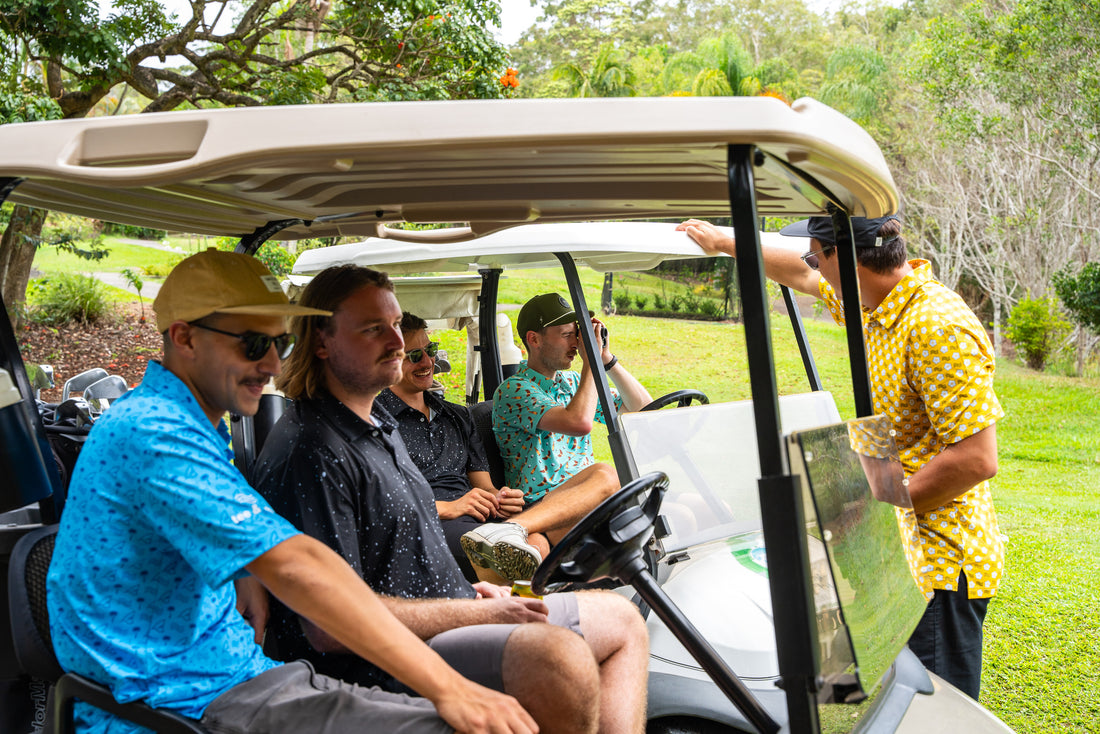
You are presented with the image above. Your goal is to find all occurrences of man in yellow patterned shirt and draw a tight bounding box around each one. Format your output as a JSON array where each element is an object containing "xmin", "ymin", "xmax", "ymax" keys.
[{"xmin": 678, "ymin": 214, "xmax": 1004, "ymax": 701}]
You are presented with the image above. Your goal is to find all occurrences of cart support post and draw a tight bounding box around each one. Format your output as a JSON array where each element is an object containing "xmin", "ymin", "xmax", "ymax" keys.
[{"xmin": 728, "ymin": 145, "xmax": 822, "ymax": 733}]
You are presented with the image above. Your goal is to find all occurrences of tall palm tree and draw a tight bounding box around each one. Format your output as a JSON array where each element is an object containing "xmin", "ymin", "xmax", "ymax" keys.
[
  {"xmin": 818, "ymin": 45, "xmax": 887, "ymax": 125},
  {"xmin": 661, "ymin": 32, "xmax": 761, "ymax": 97},
  {"xmin": 553, "ymin": 43, "xmax": 636, "ymax": 97}
]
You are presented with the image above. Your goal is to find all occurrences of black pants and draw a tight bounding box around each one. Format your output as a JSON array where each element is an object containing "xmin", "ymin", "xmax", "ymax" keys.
[{"xmin": 907, "ymin": 571, "xmax": 990, "ymax": 700}]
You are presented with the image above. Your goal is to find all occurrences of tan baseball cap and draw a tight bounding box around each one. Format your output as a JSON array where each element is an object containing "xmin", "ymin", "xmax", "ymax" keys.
[{"xmin": 153, "ymin": 248, "xmax": 330, "ymax": 332}]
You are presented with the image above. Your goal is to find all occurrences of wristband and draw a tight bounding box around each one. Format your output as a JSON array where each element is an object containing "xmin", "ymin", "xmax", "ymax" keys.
[{"xmin": 603, "ymin": 355, "xmax": 618, "ymax": 371}]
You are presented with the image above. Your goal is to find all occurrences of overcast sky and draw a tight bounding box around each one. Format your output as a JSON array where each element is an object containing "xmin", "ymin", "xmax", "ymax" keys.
[{"xmin": 97, "ymin": 0, "xmax": 541, "ymax": 46}]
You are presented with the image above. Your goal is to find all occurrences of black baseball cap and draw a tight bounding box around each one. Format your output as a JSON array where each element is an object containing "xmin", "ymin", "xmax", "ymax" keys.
[
  {"xmin": 779, "ymin": 214, "xmax": 901, "ymax": 249},
  {"xmin": 517, "ymin": 293, "xmax": 576, "ymax": 341}
]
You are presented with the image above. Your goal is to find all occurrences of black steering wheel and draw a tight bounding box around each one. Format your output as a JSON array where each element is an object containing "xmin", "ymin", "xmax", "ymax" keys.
[
  {"xmin": 640, "ymin": 389, "xmax": 709, "ymax": 411},
  {"xmin": 532, "ymin": 472, "xmax": 668, "ymax": 595}
]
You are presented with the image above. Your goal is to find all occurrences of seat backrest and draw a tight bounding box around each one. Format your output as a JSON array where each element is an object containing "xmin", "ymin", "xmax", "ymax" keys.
[
  {"xmin": 468, "ymin": 401, "xmax": 507, "ymax": 490},
  {"xmin": 230, "ymin": 394, "xmax": 289, "ymax": 482},
  {"xmin": 7, "ymin": 525, "xmax": 63, "ymax": 683}
]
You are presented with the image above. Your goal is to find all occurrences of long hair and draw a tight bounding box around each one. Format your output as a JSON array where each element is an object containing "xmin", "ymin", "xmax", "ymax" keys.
[{"xmin": 277, "ymin": 265, "xmax": 393, "ymax": 400}]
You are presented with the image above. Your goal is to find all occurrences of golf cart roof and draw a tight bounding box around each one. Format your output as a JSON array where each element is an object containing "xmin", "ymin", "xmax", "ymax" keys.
[
  {"xmin": 0, "ymin": 97, "xmax": 897, "ymax": 239},
  {"xmin": 289, "ymin": 222, "xmax": 791, "ymax": 278}
]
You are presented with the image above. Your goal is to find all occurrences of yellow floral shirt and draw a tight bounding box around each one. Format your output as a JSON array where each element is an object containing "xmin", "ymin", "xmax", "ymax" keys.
[{"xmin": 821, "ymin": 260, "xmax": 1005, "ymax": 600}]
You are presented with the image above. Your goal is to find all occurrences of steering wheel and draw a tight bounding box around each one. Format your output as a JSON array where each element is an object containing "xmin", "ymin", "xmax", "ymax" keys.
[
  {"xmin": 532, "ymin": 472, "xmax": 668, "ymax": 595},
  {"xmin": 640, "ymin": 389, "xmax": 710, "ymax": 411}
]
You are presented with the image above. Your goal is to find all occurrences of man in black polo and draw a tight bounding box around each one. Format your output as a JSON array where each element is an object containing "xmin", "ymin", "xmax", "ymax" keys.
[{"xmin": 253, "ymin": 265, "xmax": 649, "ymax": 734}]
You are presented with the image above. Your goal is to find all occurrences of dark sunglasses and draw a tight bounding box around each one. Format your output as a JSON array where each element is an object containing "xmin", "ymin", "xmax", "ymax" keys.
[
  {"xmin": 405, "ymin": 341, "xmax": 440, "ymax": 364},
  {"xmin": 191, "ymin": 322, "xmax": 296, "ymax": 361},
  {"xmin": 800, "ymin": 244, "xmax": 835, "ymax": 271}
]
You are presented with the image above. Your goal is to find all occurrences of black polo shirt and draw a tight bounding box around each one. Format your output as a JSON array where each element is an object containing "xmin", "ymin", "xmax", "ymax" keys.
[
  {"xmin": 252, "ymin": 390, "xmax": 476, "ymax": 687},
  {"xmin": 376, "ymin": 388, "xmax": 491, "ymax": 502}
]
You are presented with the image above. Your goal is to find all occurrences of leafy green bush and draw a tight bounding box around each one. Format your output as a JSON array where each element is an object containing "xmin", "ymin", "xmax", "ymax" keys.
[
  {"xmin": 668, "ymin": 295, "xmax": 685, "ymax": 312},
  {"xmin": 682, "ymin": 294, "xmax": 701, "ymax": 313},
  {"xmin": 633, "ymin": 294, "xmax": 649, "ymax": 310},
  {"xmin": 142, "ymin": 259, "xmax": 183, "ymax": 278},
  {"xmin": 31, "ymin": 274, "xmax": 112, "ymax": 325},
  {"xmin": 104, "ymin": 223, "xmax": 167, "ymax": 240},
  {"xmin": 1053, "ymin": 262, "xmax": 1100, "ymax": 336},
  {"xmin": 613, "ymin": 291, "xmax": 632, "ymax": 312},
  {"xmin": 1006, "ymin": 294, "xmax": 1071, "ymax": 370},
  {"xmin": 653, "ymin": 294, "xmax": 666, "ymax": 310},
  {"xmin": 699, "ymin": 299, "xmax": 721, "ymax": 317},
  {"xmin": 215, "ymin": 238, "xmax": 296, "ymax": 276}
]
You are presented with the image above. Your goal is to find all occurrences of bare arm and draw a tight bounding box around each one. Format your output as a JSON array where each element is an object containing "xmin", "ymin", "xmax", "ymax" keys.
[
  {"xmin": 247, "ymin": 535, "xmax": 537, "ymax": 734},
  {"xmin": 677, "ymin": 219, "xmax": 823, "ymax": 297},
  {"xmin": 904, "ymin": 426, "xmax": 998, "ymax": 513},
  {"xmin": 537, "ymin": 360, "xmax": 598, "ymax": 436}
]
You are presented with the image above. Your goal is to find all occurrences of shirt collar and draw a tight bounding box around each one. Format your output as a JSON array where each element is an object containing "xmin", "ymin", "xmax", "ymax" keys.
[
  {"xmin": 309, "ymin": 389, "xmax": 397, "ymax": 442},
  {"xmin": 140, "ymin": 360, "xmax": 232, "ymax": 443},
  {"xmin": 866, "ymin": 259, "xmax": 934, "ymax": 330},
  {"xmin": 377, "ymin": 387, "xmax": 444, "ymax": 418},
  {"xmin": 515, "ymin": 360, "xmax": 563, "ymax": 393}
]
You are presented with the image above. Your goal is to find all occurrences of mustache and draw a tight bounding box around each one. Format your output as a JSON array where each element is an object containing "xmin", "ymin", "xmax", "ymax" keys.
[{"xmin": 382, "ymin": 350, "xmax": 404, "ymax": 362}]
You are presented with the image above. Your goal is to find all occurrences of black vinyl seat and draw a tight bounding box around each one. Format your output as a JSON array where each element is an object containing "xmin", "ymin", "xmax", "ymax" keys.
[
  {"xmin": 468, "ymin": 400, "xmax": 507, "ymax": 490},
  {"xmin": 7, "ymin": 525, "xmax": 207, "ymax": 734},
  {"xmin": 230, "ymin": 393, "xmax": 290, "ymax": 482}
]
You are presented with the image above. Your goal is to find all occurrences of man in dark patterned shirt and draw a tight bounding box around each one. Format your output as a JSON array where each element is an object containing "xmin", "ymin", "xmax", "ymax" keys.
[
  {"xmin": 253, "ymin": 265, "xmax": 650, "ymax": 734},
  {"xmin": 376, "ymin": 312, "xmax": 533, "ymax": 583}
]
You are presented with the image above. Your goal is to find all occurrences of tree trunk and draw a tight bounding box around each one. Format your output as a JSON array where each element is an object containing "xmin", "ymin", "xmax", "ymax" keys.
[{"xmin": 0, "ymin": 206, "xmax": 48, "ymax": 323}]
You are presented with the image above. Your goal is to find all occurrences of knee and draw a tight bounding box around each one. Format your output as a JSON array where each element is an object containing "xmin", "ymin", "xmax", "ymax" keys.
[
  {"xmin": 579, "ymin": 591, "xmax": 649, "ymax": 657},
  {"xmin": 503, "ymin": 626, "xmax": 600, "ymax": 728},
  {"xmin": 590, "ymin": 463, "xmax": 619, "ymax": 498}
]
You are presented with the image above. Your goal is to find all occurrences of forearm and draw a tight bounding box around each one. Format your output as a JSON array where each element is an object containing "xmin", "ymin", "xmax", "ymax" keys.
[
  {"xmin": 905, "ymin": 427, "xmax": 998, "ymax": 513},
  {"xmin": 381, "ymin": 595, "xmax": 501, "ymax": 639},
  {"xmin": 608, "ymin": 363, "xmax": 652, "ymax": 412},
  {"xmin": 678, "ymin": 220, "xmax": 821, "ymax": 296},
  {"xmin": 541, "ymin": 366, "xmax": 598, "ymax": 435},
  {"xmin": 247, "ymin": 536, "xmax": 475, "ymax": 703}
]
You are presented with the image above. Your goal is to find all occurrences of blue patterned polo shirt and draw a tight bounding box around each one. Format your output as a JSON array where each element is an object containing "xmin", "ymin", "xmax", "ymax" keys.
[{"xmin": 47, "ymin": 361, "xmax": 299, "ymax": 733}]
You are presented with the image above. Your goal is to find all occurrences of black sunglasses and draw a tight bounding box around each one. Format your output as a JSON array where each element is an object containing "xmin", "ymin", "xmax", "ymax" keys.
[
  {"xmin": 405, "ymin": 342, "xmax": 440, "ymax": 364},
  {"xmin": 800, "ymin": 244, "xmax": 835, "ymax": 271},
  {"xmin": 191, "ymin": 322, "xmax": 296, "ymax": 361}
]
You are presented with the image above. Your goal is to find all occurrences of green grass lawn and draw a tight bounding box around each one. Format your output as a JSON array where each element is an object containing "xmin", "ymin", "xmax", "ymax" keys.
[
  {"xmin": 436, "ymin": 267, "xmax": 1099, "ymax": 733},
  {"xmin": 30, "ymin": 235, "xmax": 210, "ymax": 278}
]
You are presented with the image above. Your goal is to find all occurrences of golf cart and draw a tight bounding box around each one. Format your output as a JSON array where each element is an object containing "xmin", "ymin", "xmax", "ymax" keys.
[{"xmin": 0, "ymin": 97, "xmax": 1012, "ymax": 733}]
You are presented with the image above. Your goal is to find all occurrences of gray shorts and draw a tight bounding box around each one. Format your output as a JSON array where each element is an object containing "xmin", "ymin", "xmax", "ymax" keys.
[
  {"xmin": 425, "ymin": 591, "xmax": 581, "ymax": 692},
  {"xmin": 200, "ymin": 660, "xmax": 449, "ymax": 734}
]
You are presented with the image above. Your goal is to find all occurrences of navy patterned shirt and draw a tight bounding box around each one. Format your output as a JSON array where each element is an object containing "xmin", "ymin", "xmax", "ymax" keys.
[
  {"xmin": 375, "ymin": 388, "xmax": 490, "ymax": 502},
  {"xmin": 252, "ymin": 390, "xmax": 475, "ymax": 688}
]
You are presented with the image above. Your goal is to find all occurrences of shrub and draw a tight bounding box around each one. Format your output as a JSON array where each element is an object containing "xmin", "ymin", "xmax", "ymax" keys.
[
  {"xmin": 1006, "ymin": 294, "xmax": 1071, "ymax": 370},
  {"xmin": 215, "ymin": 237, "xmax": 296, "ymax": 277},
  {"xmin": 142, "ymin": 258, "xmax": 183, "ymax": 278},
  {"xmin": 31, "ymin": 273, "xmax": 111, "ymax": 325},
  {"xmin": 1053, "ymin": 262, "xmax": 1100, "ymax": 336},
  {"xmin": 103, "ymin": 223, "xmax": 167, "ymax": 240},
  {"xmin": 633, "ymin": 294, "xmax": 649, "ymax": 310},
  {"xmin": 668, "ymin": 295, "xmax": 685, "ymax": 312},
  {"xmin": 653, "ymin": 294, "xmax": 666, "ymax": 310},
  {"xmin": 699, "ymin": 299, "xmax": 721, "ymax": 317},
  {"xmin": 682, "ymin": 294, "xmax": 702, "ymax": 313},
  {"xmin": 613, "ymin": 291, "xmax": 632, "ymax": 312}
]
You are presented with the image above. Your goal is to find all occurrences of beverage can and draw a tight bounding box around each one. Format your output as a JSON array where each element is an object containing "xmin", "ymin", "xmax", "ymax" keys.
[{"xmin": 510, "ymin": 580, "xmax": 542, "ymax": 599}]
